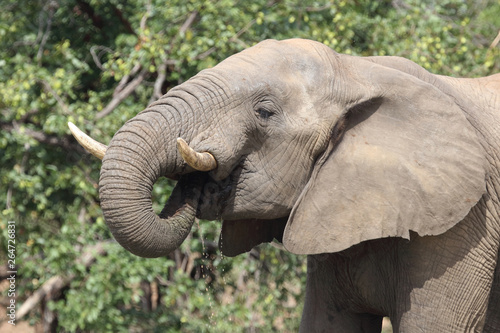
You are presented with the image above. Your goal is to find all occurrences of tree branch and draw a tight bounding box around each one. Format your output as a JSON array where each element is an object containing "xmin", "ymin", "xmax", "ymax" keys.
[
  {"xmin": 95, "ymin": 68, "xmax": 149, "ymax": 119},
  {"xmin": 95, "ymin": 10, "xmax": 198, "ymax": 114},
  {"xmin": 17, "ymin": 275, "xmax": 67, "ymax": 320},
  {"xmin": 90, "ymin": 45, "xmax": 114, "ymax": 70},
  {"xmin": 114, "ymin": 63, "xmax": 142, "ymax": 97},
  {"xmin": 0, "ymin": 122, "xmax": 84, "ymax": 153},
  {"xmin": 167, "ymin": 10, "xmax": 199, "ymax": 51},
  {"xmin": 150, "ymin": 61, "xmax": 168, "ymax": 103},
  {"xmin": 17, "ymin": 242, "xmax": 109, "ymax": 320},
  {"xmin": 37, "ymin": 1, "xmax": 56, "ymax": 66},
  {"xmin": 140, "ymin": 0, "xmax": 153, "ymax": 31},
  {"xmin": 178, "ymin": 11, "xmax": 198, "ymax": 36},
  {"xmin": 147, "ymin": 10, "xmax": 198, "ymax": 103},
  {"xmin": 489, "ymin": 30, "xmax": 500, "ymax": 49}
]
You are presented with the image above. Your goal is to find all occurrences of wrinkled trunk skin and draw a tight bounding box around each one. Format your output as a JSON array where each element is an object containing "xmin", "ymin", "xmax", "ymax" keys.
[{"xmin": 99, "ymin": 107, "xmax": 201, "ymax": 258}]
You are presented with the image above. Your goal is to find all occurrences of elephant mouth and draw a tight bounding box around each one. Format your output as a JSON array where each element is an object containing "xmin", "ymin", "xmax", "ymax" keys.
[
  {"xmin": 177, "ymin": 163, "xmax": 288, "ymax": 257},
  {"xmin": 194, "ymin": 164, "xmax": 244, "ymax": 221}
]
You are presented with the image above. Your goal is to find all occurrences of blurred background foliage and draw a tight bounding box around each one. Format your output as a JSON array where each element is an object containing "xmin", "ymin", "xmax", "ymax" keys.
[{"xmin": 0, "ymin": 0, "xmax": 499, "ymax": 332}]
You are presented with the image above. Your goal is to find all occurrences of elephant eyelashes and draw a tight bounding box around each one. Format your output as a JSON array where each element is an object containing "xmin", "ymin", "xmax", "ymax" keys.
[{"xmin": 255, "ymin": 108, "xmax": 273, "ymax": 120}]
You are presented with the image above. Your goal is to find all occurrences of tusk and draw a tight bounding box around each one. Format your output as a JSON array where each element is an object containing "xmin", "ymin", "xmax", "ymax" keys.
[
  {"xmin": 68, "ymin": 122, "xmax": 107, "ymax": 160},
  {"xmin": 176, "ymin": 137, "xmax": 217, "ymax": 172}
]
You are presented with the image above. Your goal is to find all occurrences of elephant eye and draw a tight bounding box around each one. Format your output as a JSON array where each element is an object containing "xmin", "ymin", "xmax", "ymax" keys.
[{"xmin": 255, "ymin": 108, "xmax": 273, "ymax": 120}]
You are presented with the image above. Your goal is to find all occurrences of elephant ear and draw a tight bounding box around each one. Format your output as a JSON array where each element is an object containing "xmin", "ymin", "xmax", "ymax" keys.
[{"xmin": 283, "ymin": 58, "xmax": 488, "ymax": 255}]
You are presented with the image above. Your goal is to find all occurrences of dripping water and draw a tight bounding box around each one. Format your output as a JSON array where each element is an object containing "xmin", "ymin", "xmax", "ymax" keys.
[{"xmin": 197, "ymin": 218, "xmax": 219, "ymax": 329}]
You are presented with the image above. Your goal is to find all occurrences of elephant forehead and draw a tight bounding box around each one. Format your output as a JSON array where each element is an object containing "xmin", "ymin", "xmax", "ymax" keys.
[{"xmin": 215, "ymin": 39, "xmax": 326, "ymax": 79}]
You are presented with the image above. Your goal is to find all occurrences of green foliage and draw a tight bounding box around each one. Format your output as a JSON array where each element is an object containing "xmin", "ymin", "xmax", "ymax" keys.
[{"xmin": 1, "ymin": 0, "xmax": 499, "ymax": 331}]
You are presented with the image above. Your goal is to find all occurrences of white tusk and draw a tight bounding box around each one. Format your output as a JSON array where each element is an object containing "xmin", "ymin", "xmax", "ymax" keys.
[
  {"xmin": 68, "ymin": 122, "xmax": 107, "ymax": 160},
  {"xmin": 176, "ymin": 137, "xmax": 217, "ymax": 172}
]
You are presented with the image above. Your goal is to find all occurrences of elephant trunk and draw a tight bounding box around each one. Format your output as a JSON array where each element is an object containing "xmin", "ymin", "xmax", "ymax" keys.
[{"xmin": 99, "ymin": 109, "xmax": 204, "ymax": 258}]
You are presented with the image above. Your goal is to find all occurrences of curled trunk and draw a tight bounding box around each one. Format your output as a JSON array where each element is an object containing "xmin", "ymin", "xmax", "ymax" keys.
[{"xmin": 99, "ymin": 110, "xmax": 202, "ymax": 258}]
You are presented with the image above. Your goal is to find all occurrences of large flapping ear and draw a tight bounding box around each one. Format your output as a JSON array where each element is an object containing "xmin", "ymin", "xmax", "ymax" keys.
[{"xmin": 283, "ymin": 56, "xmax": 488, "ymax": 255}]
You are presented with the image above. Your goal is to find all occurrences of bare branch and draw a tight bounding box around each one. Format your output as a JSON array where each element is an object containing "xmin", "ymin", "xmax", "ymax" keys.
[
  {"xmin": 150, "ymin": 61, "xmax": 168, "ymax": 103},
  {"xmin": 166, "ymin": 10, "xmax": 199, "ymax": 56},
  {"xmin": 161, "ymin": 10, "xmax": 199, "ymax": 61},
  {"xmin": 114, "ymin": 63, "xmax": 142, "ymax": 97},
  {"xmin": 37, "ymin": 1, "xmax": 57, "ymax": 66},
  {"xmin": 95, "ymin": 68, "xmax": 149, "ymax": 119},
  {"xmin": 17, "ymin": 276, "xmax": 67, "ymax": 320},
  {"xmin": 140, "ymin": 0, "xmax": 153, "ymax": 31},
  {"xmin": 0, "ymin": 122, "xmax": 83, "ymax": 152},
  {"xmin": 90, "ymin": 45, "xmax": 114, "ymax": 70},
  {"xmin": 6, "ymin": 184, "xmax": 12, "ymax": 210},
  {"xmin": 35, "ymin": 7, "xmax": 47, "ymax": 45},
  {"xmin": 96, "ymin": 10, "xmax": 198, "ymax": 115},
  {"xmin": 179, "ymin": 11, "xmax": 198, "ymax": 36},
  {"xmin": 489, "ymin": 30, "xmax": 500, "ymax": 49},
  {"xmin": 195, "ymin": 47, "xmax": 217, "ymax": 62},
  {"xmin": 17, "ymin": 242, "xmax": 108, "ymax": 320},
  {"xmin": 137, "ymin": 10, "xmax": 198, "ymax": 106}
]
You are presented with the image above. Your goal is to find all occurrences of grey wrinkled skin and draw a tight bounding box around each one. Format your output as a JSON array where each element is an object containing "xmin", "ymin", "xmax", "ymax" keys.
[{"xmin": 97, "ymin": 39, "xmax": 500, "ymax": 332}]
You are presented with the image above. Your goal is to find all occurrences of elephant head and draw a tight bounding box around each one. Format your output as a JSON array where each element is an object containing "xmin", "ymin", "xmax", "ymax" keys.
[{"xmin": 70, "ymin": 39, "xmax": 488, "ymax": 258}]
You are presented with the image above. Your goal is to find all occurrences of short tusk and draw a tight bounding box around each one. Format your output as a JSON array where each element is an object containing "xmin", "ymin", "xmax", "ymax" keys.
[
  {"xmin": 68, "ymin": 122, "xmax": 108, "ymax": 160},
  {"xmin": 176, "ymin": 137, "xmax": 217, "ymax": 172}
]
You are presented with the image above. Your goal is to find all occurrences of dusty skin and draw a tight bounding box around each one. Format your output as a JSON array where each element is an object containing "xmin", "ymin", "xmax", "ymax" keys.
[{"xmin": 71, "ymin": 39, "xmax": 500, "ymax": 332}]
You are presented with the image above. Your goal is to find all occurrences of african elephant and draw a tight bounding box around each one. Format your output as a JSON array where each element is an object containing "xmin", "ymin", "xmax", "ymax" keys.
[{"xmin": 69, "ymin": 39, "xmax": 500, "ymax": 332}]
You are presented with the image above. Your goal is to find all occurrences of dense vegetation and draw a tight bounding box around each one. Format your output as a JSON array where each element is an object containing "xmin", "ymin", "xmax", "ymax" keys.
[{"xmin": 1, "ymin": 0, "xmax": 499, "ymax": 331}]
